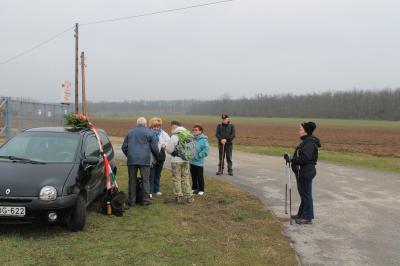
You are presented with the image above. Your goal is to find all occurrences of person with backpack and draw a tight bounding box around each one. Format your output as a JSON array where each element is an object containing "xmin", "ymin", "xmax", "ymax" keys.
[
  {"xmin": 122, "ymin": 117, "xmax": 160, "ymax": 207},
  {"xmin": 289, "ymin": 121, "xmax": 321, "ymax": 225},
  {"xmin": 190, "ymin": 125, "xmax": 210, "ymax": 196},
  {"xmin": 165, "ymin": 120, "xmax": 194, "ymax": 204},
  {"xmin": 216, "ymin": 114, "xmax": 236, "ymax": 176},
  {"xmin": 149, "ymin": 117, "xmax": 170, "ymax": 198}
]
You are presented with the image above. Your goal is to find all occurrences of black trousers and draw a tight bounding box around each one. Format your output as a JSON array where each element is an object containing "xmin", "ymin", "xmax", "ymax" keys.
[
  {"xmin": 190, "ymin": 164, "xmax": 205, "ymax": 192},
  {"xmin": 218, "ymin": 143, "xmax": 233, "ymax": 172},
  {"xmin": 295, "ymin": 169, "xmax": 316, "ymax": 220}
]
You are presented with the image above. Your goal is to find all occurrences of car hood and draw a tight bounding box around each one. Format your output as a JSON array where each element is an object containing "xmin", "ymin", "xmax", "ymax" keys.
[{"xmin": 0, "ymin": 161, "xmax": 75, "ymax": 197}]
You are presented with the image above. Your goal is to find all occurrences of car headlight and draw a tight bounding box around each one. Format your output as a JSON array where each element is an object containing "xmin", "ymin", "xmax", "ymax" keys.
[{"xmin": 39, "ymin": 186, "xmax": 57, "ymax": 201}]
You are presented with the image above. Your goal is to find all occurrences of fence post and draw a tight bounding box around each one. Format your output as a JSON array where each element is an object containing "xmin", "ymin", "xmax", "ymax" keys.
[
  {"xmin": 19, "ymin": 100, "xmax": 24, "ymax": 131},
  {"xmin": 43, "ymin": 104, "xmax": 47, "ymax": 127},
  {"xmin": 52, "ymin": 105, "xmax": 56, "ymax": 127},
  {"xmin": 31, "ymin": 103, "xmax": 35, "ymax": 128},
  {"xmin": 5, "ymin": 97, "xmax": 12, "ymax": 139},
  {"xmin": 61, "ymin": 104, "xmax": 66, "ymax": 127}
]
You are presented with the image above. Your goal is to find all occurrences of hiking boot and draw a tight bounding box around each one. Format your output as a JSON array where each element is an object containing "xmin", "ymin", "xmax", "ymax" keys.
[
  {"xmin": 228, "ymin": 171, "xmax": 233, "ymax": 176},
  {"xmin": 216, "ymin": 171, "xmax": 222, "ymax": 175},
  {"xmin": 175, "ymin": 196, "xmax": 183, "ymax": 204},
  {"xmin": 291, "ymin": 214, "xmax": 301, "ymax": 219},
  {"xmin": 186, "ymin": 197, "xmax": 194, "ymax": 204},
  {"xmin": 295, "ymin": 218, "xmax": 313, "ymax": 225},
  {"xmin": 141, "ymin": 201, "xmax": 152, "ymax": 207},
  {"xmin": 126, "ymin": 200, "xmax": 135, "ymax": 207}
]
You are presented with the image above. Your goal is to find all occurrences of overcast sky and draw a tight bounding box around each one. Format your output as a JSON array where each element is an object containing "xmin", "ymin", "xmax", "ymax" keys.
[{"xmin": 1, "ymin": 0, "xmax": 400, "ymax": 102}]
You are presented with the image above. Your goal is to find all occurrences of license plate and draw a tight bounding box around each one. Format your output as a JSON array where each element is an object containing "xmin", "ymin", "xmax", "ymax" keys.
[{"xmin": 0, "ymin": 206, "xmax": 26, "ymax": 217}]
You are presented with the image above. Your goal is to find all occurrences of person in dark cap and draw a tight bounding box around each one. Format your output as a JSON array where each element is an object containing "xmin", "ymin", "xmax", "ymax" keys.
[
  {"xmin": 290, "ymin": 121, "xmax": 321, "ymax": 224},
  {"xmin": 165, "ymin": 120, "xmax": 194, "ymax": 203},
  {"xmin": 215, "ymin": 114, "xmax": 236, "ymax": 175}
]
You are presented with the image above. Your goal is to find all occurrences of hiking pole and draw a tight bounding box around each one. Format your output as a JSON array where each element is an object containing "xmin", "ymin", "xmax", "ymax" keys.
[
  {"xmin": 285, "ymin": 168, "xmax": 288, "ymax": 215},
  {"xmin": 284, "ymin": 153, "xmax": 292, "ymax": 225},
  {"xmin": 221, "ymin": 143, "xmax": 226, "ymax": 174},
  {"xmin": 289, "ymin": 163, "xmax": 292, "ymax": 225}
]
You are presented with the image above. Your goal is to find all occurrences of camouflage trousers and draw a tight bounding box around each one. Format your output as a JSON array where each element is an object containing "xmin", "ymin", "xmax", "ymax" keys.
[{"xmin": 171, "ymin": 162, "xmax": 192, "ymax": 199}]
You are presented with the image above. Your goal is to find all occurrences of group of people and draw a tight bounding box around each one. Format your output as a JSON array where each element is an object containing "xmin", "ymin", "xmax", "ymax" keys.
[
  {"xmin": 121, "ymin": 114, "xmax": 320, "ymax": 226},
  {"xmin": 122, "ymin": 116, "xmax": 232, "ymax": 206}
]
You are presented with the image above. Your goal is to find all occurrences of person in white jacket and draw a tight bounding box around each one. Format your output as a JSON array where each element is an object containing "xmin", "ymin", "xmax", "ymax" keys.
[
  {"xmin": 165, "ymin": 120, "xmax": 193, "ymax": 204},
  {"xmin": 149, "ymin": 117, "xmax": 170, "ymax": 197}
]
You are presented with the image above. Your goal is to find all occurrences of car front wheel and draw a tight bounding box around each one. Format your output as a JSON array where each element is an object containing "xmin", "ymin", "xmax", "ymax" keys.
[{"xmin": 66, "ymin": 195, "xmax": 86, "ymax": 231}]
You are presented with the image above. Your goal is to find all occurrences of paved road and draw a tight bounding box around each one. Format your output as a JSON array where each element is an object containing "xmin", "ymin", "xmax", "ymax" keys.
[{"xmin": 114, "ymin": 143, "xmax": 400, "ymax": 266}]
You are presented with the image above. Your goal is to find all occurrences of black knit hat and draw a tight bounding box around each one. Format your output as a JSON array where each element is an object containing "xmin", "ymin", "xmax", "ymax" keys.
[
  {"xmin": 301, "ymin": 121, "xmax": 317, "ymax": 135},
  {"xmin": 221, "ymin": 114, "xmax": 229, "ymax": 119},
  {"xmin": 170, "ymin": 120, "xmax": 182, "ymax": 126}
]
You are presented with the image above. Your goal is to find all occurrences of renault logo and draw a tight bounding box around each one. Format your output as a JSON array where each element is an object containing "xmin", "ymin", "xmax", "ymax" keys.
[{"xmin": 5, "ymin": 188, "xmax": 10, "ymax": 195}]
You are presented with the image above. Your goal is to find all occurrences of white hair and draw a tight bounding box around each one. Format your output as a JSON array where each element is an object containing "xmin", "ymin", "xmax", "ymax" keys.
[{"xmin": 136, "ymin": 117, "xmax": 147, "ymax": 126}]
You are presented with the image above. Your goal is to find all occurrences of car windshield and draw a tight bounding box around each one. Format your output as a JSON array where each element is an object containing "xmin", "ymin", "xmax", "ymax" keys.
[{"xmin": 0, "ymin": 132, "xmax": 80, "ymax": 163}]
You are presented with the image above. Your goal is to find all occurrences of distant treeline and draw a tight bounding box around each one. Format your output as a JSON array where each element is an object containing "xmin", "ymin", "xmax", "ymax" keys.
[
  {"xmin": 187, "ymin": 89, "xmax": 400, "ymax": 120},
  {"xmin": 89, "ymin": 89, "xmax": 400, "ymax": 121},
  {"xmin": 88, "ymin": 100, "xmax": 196, "ymax": 116}
]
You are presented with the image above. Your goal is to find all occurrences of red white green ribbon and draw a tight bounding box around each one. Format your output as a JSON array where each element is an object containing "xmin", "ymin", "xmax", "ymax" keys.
[{"xmin": 76, "ymin": 114, "xmax": 116, "ymax": 191}]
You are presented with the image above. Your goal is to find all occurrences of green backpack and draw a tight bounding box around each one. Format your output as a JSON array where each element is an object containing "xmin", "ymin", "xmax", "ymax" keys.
[{"xmin": 175, "ymin": 130, "xmax": 196, "ymax": 161}]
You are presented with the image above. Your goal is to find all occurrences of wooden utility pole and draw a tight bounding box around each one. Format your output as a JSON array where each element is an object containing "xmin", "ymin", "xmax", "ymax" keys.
[
  {"xmin": 81, "ymin": 51, "xmax": 87, "ymax": 115},
  {"xmin": 74, "ymin": 23, "xmax": 79, "ymax": 114}
]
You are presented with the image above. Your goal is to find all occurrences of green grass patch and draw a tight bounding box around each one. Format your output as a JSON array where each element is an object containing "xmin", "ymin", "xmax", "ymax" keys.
[
  {"xmin": 0, "ymin": 161, "xmax": 297, "ymax": 266},
  {"xmin": 235, "ymin": 145, "xmax": 400, "ymax": 174}
]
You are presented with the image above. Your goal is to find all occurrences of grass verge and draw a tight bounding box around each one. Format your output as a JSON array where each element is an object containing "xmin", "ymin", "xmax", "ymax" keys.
[
  {"xmin": 0, "ymin": 161, "xmax": 297, "ymax": 266},
  {"xmin": 235, "ymin": 145, "xmax": 400, "ymax": 174}
]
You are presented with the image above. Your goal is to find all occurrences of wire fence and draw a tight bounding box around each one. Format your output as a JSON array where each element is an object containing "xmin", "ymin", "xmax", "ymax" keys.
[{"xmin": 0, "ymin": 97, "xmax": 72, "ymax": 139}]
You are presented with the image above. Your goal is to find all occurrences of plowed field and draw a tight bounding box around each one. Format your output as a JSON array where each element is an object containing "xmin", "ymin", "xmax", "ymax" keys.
[{"xmin": 92, "ymin": 116, "xmax": 400, "ymax": 157}]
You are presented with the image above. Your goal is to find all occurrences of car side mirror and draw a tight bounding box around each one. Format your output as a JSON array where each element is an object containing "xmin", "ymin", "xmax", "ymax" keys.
[{"xmin": 83, "ymin": 156, "xmax": 99, "ymax": 166}]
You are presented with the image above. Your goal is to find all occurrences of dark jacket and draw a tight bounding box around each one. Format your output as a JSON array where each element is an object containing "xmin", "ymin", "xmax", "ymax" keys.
[
  {"xmin": 122, "ymin": 125, "xmax": 159, "ymax": 166},
  {"xmin": 291, "ymin": 135, "xmax": 321, "ymax": 175},
  {"xmin": 216, "ymin": 123, "xmax": 236, "ymax": 144}
]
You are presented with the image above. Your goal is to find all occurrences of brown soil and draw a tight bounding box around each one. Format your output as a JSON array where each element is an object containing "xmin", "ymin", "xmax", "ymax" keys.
[{"xmin": 92, "ymin": 118, "xmax": 400, "ymax": 157}]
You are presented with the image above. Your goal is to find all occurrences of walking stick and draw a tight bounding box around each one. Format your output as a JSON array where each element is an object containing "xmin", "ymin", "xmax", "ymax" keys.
[
  {"xmin": 284, "ymin": 153, "xmax": 292, "ymax": 225},
  {"xmin": 288, "ymin": 161, "xmax": 293, "ymax": 225},
  {"xmin": 220, "ymin": 143, "xmax": 226, "ymax": 174}
]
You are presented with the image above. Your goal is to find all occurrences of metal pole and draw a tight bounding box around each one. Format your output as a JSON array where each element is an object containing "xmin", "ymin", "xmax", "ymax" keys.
[
  {"xmin": 61, "ymin": 104, "xmax": 65, "ymax": 127},
  {"xmin": 74, "ymin": 23, "xmax": 79, "ymax": 114},
  {"xmin": 52, "ymin": 105, "xmax": 56, "ymax": 126},
  {"xmin": 289, "ymin": 162, "xmax": 293, "ymax": 225},
  {"xmin": 5, "ymin": 97, "xmax": 12, "ymax": 139},
  {"xmin": 18, "ymin": 100, "xmax": 23, "ymax": 131},
  {"xmin": 31, "ymin": 103, "xmax": 35, "ymax": 128}
]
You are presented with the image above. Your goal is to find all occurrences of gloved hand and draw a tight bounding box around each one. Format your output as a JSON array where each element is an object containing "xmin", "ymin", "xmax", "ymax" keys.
[{"xmin": 283, "ymin": 153, "xmax": 291, "ymax": 164}]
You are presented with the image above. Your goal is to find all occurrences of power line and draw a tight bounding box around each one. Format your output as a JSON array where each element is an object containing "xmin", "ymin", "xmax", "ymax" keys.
[
  {"xmin": 0, "ymin": 0, "xmax": 234, "ymax": 67},
  {"xmin": 0, "ymin": 26, "xmax": 74, "ymax": 68},
  {"xmin": 81, "ymin": 0, "xmax": 234, "ymax": 26}
]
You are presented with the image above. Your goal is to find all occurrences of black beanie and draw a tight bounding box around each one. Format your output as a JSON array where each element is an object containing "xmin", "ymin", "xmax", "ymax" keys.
[
  {"xmin": 301, "ymin": 121, "xmax": 317, "ymax": 135},
  {"xmin": 170, "ymin": 120, "xmax": 182, "ymax": 126}
]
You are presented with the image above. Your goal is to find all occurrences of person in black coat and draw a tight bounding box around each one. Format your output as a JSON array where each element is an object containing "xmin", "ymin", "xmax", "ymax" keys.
[
  {"xmin": 215, "ymin": 114, "xmax": 236, "ymax": 176},
  {"xmin": 290, "ymin": 121, "xmax": 321, "ymax": 224}
]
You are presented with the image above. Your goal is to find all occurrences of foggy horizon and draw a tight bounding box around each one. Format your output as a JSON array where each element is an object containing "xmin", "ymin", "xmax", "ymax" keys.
[{"xmin": 1, "ymin": 0, "xmax": 400, "ymax": 103}]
